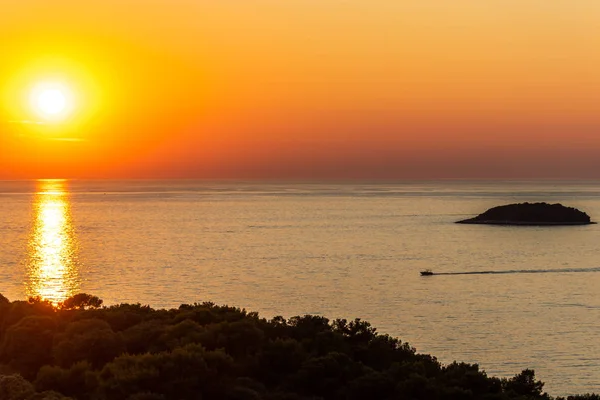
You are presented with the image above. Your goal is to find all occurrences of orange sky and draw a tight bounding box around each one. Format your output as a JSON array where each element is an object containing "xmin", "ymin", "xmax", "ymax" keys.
[{"xmin": 1, "ymin": 1, "xmax": 600, "ymax": 179}]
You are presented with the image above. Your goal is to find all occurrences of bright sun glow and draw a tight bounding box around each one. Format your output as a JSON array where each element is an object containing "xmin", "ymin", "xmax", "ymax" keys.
[
  {"xmin": 38, "ymin": 89, "xmax": 66, "ymax": 115},
  {"xmin": 30, "ymin": 83, "xmax": 74, "ymax": 120}
]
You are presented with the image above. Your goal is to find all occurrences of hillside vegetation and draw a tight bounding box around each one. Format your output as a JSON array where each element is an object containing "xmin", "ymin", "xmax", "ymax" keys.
[{"xmin": 0, "ymin": 293, "xmax": 596, "ymax": 400}]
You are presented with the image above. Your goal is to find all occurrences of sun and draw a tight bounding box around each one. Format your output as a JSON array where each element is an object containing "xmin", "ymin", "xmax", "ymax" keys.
[
  {"xmin": 38, "ymin": 89, "xmax": 67, "ymax": 115},
  {"xmin": 30, "ymin": 83, "xmax": 74, "ymax": 121}
]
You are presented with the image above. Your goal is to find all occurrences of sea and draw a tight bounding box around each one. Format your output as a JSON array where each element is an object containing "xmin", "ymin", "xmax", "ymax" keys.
[{"xmin": 1, "ymin": 179, "xmax": 599, "ymax": 396}]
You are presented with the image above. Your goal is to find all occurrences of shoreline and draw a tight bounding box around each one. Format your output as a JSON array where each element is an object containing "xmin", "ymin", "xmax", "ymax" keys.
[{"xmin": 456, "ymin": 219, "xmax": 596, "ymax": 226}]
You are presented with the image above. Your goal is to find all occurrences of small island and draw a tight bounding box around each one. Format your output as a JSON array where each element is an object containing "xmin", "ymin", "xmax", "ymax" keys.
[{"xmin": 456, "ymin": 202, "xmax": 594, "ymax": 225}]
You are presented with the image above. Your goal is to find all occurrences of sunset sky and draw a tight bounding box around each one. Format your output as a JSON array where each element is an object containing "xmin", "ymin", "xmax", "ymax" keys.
[{"xmin": 1, "ymin": 1, "xmax": 600, "ymax": 179}]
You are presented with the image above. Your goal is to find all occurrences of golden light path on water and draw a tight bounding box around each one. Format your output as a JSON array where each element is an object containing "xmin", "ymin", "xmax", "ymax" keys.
[{"xmin": 26, "ymin": 179, "xmax": 80, "ymax": 304}]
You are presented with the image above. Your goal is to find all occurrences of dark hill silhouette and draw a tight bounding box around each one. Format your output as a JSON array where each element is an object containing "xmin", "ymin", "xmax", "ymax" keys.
[
  {"xmin": 0, "ymin": 293, "xmax": 596, "ymax": 399},
  {"xmin": 456, "ymin": 202, "xmax": 593, "ymax": 225}
]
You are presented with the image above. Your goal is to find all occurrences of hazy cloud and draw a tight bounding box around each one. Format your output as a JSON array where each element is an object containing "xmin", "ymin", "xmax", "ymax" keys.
[
  {"xmin": 8, "ymin": 119, "xmax": 47, "ymax": 125},
  {"xmin": 50, "ymin": 137, "xmax": 85, "ymax": 142}
]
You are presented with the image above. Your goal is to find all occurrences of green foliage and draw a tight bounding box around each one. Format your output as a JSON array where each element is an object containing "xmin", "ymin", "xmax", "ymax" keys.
[
  {"xmin": 35, "ymin": 361, "xmax": 97, "ymax": 399},
  {"xmin": 99, "ymin": 344, "xmax": 226, "ymax": 399},
  {"xmin": 59, "ymin": 293, "xmax": 103, "ymax": 310},
  {"xmin": 0, "ymin": 294, "xmax": 594, "ymax": 400},
  {"xmin": 0, "ymin": 316, "xmax": 57, "ymax": 378},
  {"xmin": 159, "ymin": 319, "xmax": 205, "ymax": 350},
  {"xmin": 121, "ymin": 319, "xmax": 169, "ymax": 354},
  {"xmin": 0, "ymin": 373, "xmax": 71, "ymax": 399},
  {"xmin": 126, "ymin": 393, "xmax": 166, "ymax": 400},
  {"xmin": 259, "ymin": 338, "xmax": 307, "ymax": 384},
  {"xmin": 0, "ymin": 300, "xmax": 55, "ymax": 338},
  {"xmin": 503, "ymin": 369, "xmax": 549, "ymax": 399},
  {"xmin": 226, "ymin": 385, "xmax": 263, "ymax": 400},
  {"xmin": 28, "ymin": 391, "xmax": 72, "ymax": 400},
  {"xmin": 53, "ymin": 319, "xmax": 125, "ymax": 368},
  {"xmin": 0, "ymin": 374, "xmax": 36, "ymax": 399}
]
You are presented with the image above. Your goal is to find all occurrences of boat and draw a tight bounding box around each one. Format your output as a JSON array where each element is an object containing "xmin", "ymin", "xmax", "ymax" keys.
[{"xmin": 420, "ymin": 269, "xmax": 434, "ymax": 276}]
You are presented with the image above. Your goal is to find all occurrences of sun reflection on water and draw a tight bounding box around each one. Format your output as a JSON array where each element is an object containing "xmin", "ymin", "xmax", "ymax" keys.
[{"xmin": 26, "ymin": 180, "xmax": 80, "ymax": 304}]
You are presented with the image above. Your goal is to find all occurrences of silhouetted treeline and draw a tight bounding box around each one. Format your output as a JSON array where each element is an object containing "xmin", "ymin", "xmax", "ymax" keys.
[{"xmin": 0, "ymin": 293, "xmax": 597, "ymax": 400}]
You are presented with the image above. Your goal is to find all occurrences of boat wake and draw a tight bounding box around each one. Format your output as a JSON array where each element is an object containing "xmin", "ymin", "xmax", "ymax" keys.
[{"xmin": 433, "ymin": 267, "xmax": 600, "ymax": 276}]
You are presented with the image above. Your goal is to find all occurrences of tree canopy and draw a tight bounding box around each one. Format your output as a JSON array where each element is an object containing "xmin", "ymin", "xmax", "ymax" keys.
[{"xmin": 0, "ymin": 293, "xmax": 596, "ymax": 400}]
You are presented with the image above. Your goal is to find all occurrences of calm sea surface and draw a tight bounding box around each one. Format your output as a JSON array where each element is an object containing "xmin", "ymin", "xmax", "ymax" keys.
[{"xmin": 1, "ymin": 180, "xmax": 600, "ymax": 396}]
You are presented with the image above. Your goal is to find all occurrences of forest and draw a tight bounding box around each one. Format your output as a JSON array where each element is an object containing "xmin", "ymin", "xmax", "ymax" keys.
[{"xmin": 0, "ymin": 293, "xmax": 597, "ymax": 400}]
